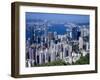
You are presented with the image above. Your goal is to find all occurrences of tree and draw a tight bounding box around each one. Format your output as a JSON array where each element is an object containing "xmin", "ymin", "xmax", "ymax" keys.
[{"xmin": 74, "ymin": 54, "xmax": 89, "ymax": 65}]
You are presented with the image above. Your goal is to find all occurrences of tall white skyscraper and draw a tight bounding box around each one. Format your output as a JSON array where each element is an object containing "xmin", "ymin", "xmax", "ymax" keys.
[
  {"xmin": 86, "ymin": 42, "xmax": 89, "ymax": 51},
  {"xmin": 68, "ymin": 45, "xmax": 72, "ymax": 57},
  {"xmin": 79, "ymin": 37, "xmax": 83, "ymax": 49}
]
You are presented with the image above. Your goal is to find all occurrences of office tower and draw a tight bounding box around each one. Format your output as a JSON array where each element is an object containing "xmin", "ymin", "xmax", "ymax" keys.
[
  {"xmin": 79, "ymin": 37, "xmax": 83, "ymax": 49},
  {"xmin": 63, "ymin": 44, "xmax": 68, "ymax": 58},
  {"xmin": 80, "ymin": 28, "xmax": 86, "ymax": 38},
  {"xmin": 68, "ymin": 45, "xmax": 72, "ymax": 57},
  {"xmin": 26, "ymin": 38, "xmax": 31, "ymax": 48},
  {"xmin": 69, "ymin": 31, "xmax": 72, "ymax": 39},
  {"xmin": 44, "ymin": 48, "xmax": 49, "ymax": 63},
  {"xmin": 28, "ymin": 47, "xmax": 34, "ymax": 66},
  {"xmin": 54, "ymin": 31, "xmax": 57, "ymax": 39},
  {"xmin": 26, "ymin": 38, "xmax": 30, "ymax": 62},
  {"xmin": 86, "ymin": 42, "xmax": 89, "ymax": 51},
  {"xmin": 72, "ymin": 27, "xmax": 79, "ymax": 40},
  {"xmin": 50, "ymin": 47, "xmax": 56, "ymax": 62},
  {"xmin": 39, "ymin": 49, "xmax": 43, "ymax": 65},
  {"xmin": 66, "ymin": 28, "xmax": 72, "ymax": 38},
  {"xmin": 41, "ymin": 49, "xmax": 45, "ymax": 64},
  {"xmin": 65, "ymin": 48, "xmax": 69, "ymax": 57},
  {"xmin": 77, "ymin": 31, "xmax": 81, "ymax": 40},
  {"xmin": 83, "ymin": 28, "xmax": 89, "ymax": 37},
  {"xmin": 48, "ymin": 32, "xmax": 54, "ymax": 41}
]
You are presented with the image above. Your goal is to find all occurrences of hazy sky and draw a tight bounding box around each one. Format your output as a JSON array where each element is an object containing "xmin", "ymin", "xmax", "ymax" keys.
[{"xmin": 26, "ymin": 12, "xmax": 89, "ymax": 23}]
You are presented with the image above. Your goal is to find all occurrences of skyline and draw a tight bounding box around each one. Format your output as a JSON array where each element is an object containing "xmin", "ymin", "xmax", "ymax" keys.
[{"xmin": 25, "ymin": 12, "xmax": 90, "ymax": 67}]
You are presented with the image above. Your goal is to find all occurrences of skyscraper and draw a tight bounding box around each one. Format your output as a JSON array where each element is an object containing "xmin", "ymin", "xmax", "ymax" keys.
[
  {"xmin": 79, "ymin": 37, "xmax": 83, "ymax": 49},
  {"xmin": 72, "ymin": 27, "xmax": 79, "ymax": 40}
]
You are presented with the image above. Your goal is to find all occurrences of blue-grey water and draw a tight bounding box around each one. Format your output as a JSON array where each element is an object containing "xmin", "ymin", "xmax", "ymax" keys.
[{"xmin": 26, "ymin": 23, "xmax": 89, "ymax": 40}]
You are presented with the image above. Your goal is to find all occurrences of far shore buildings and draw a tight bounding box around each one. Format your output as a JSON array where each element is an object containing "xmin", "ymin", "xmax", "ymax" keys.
[{"xmin": 26, "ymin": 20, "xmax": 90, "ymax": 67}]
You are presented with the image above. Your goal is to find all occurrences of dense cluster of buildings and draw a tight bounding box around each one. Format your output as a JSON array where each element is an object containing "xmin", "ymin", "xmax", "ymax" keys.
[{"xmin": 25, "ymin": 20, "xmax": 90, "ymax": 67}]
